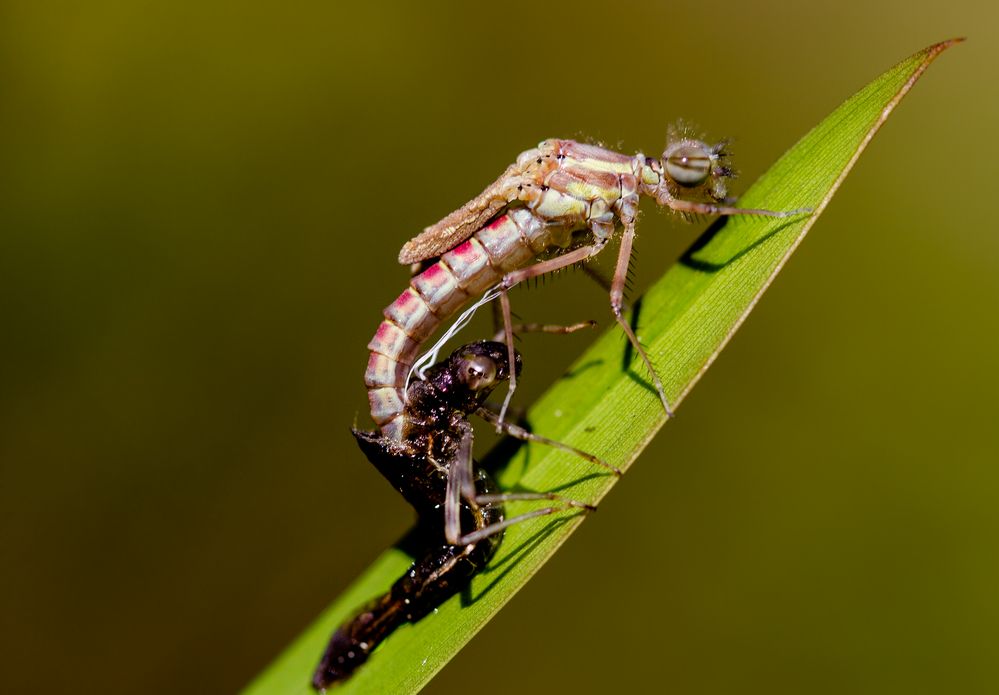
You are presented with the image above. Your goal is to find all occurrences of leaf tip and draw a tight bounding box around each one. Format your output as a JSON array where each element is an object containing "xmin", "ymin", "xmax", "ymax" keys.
[{"xmin": 924, "ymin": 37, "xmax": 966, "ymax": 60}]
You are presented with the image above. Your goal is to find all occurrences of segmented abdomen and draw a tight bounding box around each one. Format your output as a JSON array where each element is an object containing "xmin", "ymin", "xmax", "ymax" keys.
[{"xmin": 366, "ymin": 207, "xmax": 569, "ymax": 440}]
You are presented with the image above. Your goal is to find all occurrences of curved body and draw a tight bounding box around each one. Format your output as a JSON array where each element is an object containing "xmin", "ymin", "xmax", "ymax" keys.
[
  {"xmin": 366, "ymin": 137, "xmax": 799, "ymax": 439},
  {"xmin": 367, "ymin": 139, "xmax": 656, "ymax": 440},
  {"xmin": 367, "ymin": 206, "xmax": 568, "ymax": 439}
]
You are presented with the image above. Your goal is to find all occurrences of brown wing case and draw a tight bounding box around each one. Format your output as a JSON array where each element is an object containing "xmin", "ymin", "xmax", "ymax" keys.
[{"xmin": 397, "ymin": 163, "xmax": 521, "ymax": 265}]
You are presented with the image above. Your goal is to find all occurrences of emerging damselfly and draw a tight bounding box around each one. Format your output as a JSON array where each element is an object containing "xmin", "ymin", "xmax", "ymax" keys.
[{"xmin": 366, "ymin": 132, "xmax": 807, "ymax": 436}]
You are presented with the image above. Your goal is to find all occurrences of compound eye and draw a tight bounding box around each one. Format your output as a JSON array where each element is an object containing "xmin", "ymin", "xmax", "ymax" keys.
[
  {"xmin": 459, "ymin": 354, "xmax": 497, "ymax": 391},
  {"xmin": 665, "ymin": 143, "xmax": 712, "ymax": 186}
]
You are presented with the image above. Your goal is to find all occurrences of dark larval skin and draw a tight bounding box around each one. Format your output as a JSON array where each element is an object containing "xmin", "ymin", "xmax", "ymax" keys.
[{"xmin": 312, "ymin": 342, "xmax": 519, "ymax": 690}]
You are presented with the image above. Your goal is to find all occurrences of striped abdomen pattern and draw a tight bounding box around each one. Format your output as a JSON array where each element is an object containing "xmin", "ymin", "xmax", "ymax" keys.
[{"xmin": 366, "ymin": 208, "xmax": 572, "ymax": 440}]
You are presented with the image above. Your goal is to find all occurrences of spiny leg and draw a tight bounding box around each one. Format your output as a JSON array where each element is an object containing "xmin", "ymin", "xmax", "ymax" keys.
[
  {"xmin": 455, "ymin": 502, "xmax": 592, "ymax": 546},
  {"xmin": 488, "ymin": 296, "xmax": 594, "ymax": 341},
  {"xmin": 496, "ymin": 289, "xmax": 518, "ymax": 427},
  {"xmin": 474, "ymin": 491, "xmax": 595, "ymax": 509},
  {"xmin": 444, "ymin": 425, "xmax": 476, "ymax": 546},
  {"xmin": 581, "ymin": 264, "xmax": 631, "ymax": 314},
  {"xmin": 610, "ymin": 221, "xmax": 673, "ymax": 417},
  {"xmin": 492, "ymin": 320, "xmax": 597, "ymax": 342},
  {"xmin": 444, "ymin": 418, "xmax": 595, "ymax": 547},
  {"xmin": 476, "ymin": 406, "xmax": 621, "ymax": 476},
  {"xmin": 490, "ymin": 297, "xmax": 503, "ymax": 339},
  {"xmin": 494, "ymin": 240, "xmax": 610, "ymax": 427},
  {"xmin": 666, "ymin": 197, "xmax": 811, "ymax": 218},
  {"xmin": 491, "ymin": 313, "xmax": 597, "ymax": 419}
]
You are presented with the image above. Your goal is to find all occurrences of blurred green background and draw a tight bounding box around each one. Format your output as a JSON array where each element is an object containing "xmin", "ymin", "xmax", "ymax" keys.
[{"xmin": 1, "ymin": 1, "xmax": 995, "ymax": 693}]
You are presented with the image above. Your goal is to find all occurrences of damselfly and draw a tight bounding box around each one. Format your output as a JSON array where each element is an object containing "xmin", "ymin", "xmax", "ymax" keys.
[{"xmin": 367, "ymin": 132, "xmax": 807, "ymax": 435}]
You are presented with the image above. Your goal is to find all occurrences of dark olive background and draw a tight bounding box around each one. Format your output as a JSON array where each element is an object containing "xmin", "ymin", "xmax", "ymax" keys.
[{"xmin": 1, "ymin": 2, "xmax": 995, "ymax": 694}]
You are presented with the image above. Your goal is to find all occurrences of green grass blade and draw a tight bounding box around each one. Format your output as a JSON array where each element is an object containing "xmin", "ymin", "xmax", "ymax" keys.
[{"xmin": 244, "ymin": 39, "xmax": 961, "ymax": 695}]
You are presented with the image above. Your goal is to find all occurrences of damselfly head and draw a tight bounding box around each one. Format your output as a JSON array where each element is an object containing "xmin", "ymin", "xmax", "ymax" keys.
[
  {"xmin": 664, "ymin": 140, "xmax": 713, "ymax": 186},
  {"xmin": 657, "ymin": 137, "xmax": 736, "ymax": 206}
]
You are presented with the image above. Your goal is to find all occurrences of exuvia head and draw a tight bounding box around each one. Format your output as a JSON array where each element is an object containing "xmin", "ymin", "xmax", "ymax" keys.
[
  {"xmin": 452, "ymin": 341, "xmax": 522, "ymax": 392},
  {"xmin": 457, "ymin": 349, "xmax": 498, "ymax": 391},
  {"xmin": 653, "ymin": 137, "xmax": 736, "ymax": 208},
  {"xmin": 421, "ymin": 341, "xmax": 523, "ymax": 414}
]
